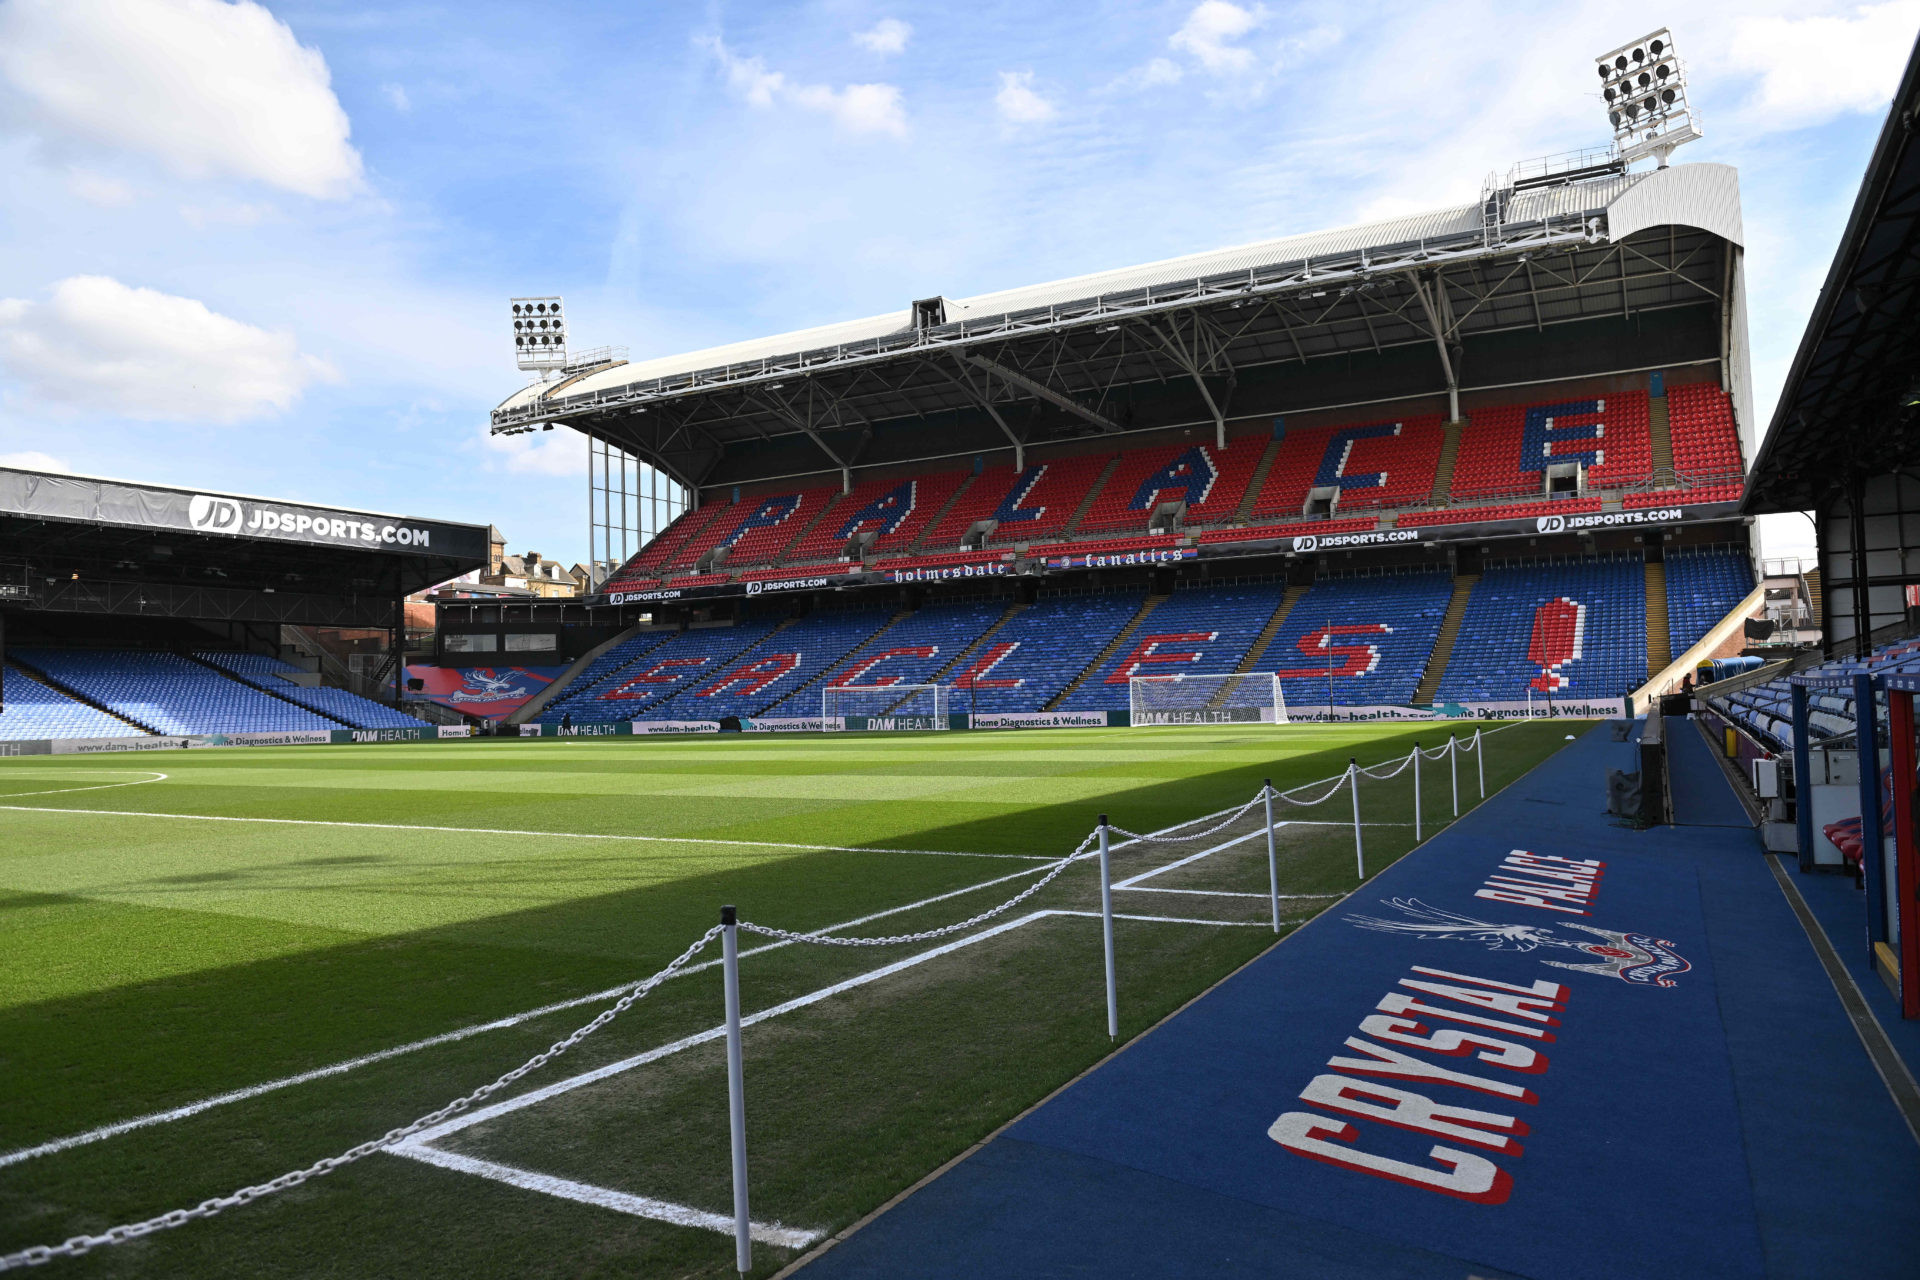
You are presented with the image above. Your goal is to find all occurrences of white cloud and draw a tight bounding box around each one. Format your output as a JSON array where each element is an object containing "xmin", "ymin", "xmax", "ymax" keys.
[
  {"xmin": 995, "ymin": 71, "xmax": 1058, "ymax": 124},
  {"xmin": 1169, "ymin": 1, "xmax": 1268, "ymax": 75},
  {"xmin": 1729, "ymin": 1, "xmax": 1920, "ymax": 124},
  {"xmin": 479, "ymin": 424, "xmax": 586, "ymax": 478},
  {"xmin": 0, "ymin": 276, "xmax": 335, "ymax": 422},
  {"xmin": 853, "ymin": 18, "xmax": 912, "ymax": 56},
  {"xmin": 0, "ymin": 450, "xmax": 70, "ymax": 473},
  {"xmin": 0, "ymin": 0, "xmax": 364, "ymax": 199},
  {"xmin": 65, "ymin": 170, "xmax": 135, "ymax": 207},
  {"xmin": 383, "ymin": 83, "xmax": 412, "ymax": 113},
  {"xmin": 178, "ymin": 202, "xmax": 278, "ymax": 228},
  {"xmin": 699, "ymin": 36, "xmax": 907, "ymax": 137}
]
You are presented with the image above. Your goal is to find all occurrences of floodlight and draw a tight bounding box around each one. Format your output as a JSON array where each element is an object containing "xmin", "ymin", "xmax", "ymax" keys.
[
  {"xmin": 1595, "ymin": 27, "xmax": 1701, "ymax": 168},
  {"xmin": 510, "ymin": 296, "xmax": 567, "ymax": 372}
]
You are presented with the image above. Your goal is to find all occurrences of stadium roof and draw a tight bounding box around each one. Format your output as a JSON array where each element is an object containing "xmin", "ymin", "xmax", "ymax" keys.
[
  {"xmin": 1744, "ymin": 36, "xmax": 1920, "ymax": 515},
  {"xmin": 496, "ymin": 161, "xmax": 1747, "ymax": 492}
]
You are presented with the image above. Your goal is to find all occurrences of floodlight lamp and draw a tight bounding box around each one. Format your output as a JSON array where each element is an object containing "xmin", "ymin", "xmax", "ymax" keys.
[
  {"xmin": 1595, "ymin": 27, "xmax": 1701, "ymax": 168},
  {"xmin": 510, "ymin": 295, "xmax": 567, "ymax": 371}
]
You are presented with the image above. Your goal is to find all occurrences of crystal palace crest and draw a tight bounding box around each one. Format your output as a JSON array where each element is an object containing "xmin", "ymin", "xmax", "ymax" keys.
[{"xmin": 1346, "ymin": 898, "xmax": 1692, "ymax": 988}]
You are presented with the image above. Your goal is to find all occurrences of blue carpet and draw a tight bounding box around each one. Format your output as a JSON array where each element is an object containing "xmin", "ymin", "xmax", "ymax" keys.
[
  {"xmin": 799, "ymin": 726, "xmax": 1920, "ymax": 1280},
  {"xmin": 1789, "ymin": 860, "xmax": 1920, "ymax": 1083},
  {"xmin": 1667, "ymin": 715, "xmax": 1755, "ymax": 828}
]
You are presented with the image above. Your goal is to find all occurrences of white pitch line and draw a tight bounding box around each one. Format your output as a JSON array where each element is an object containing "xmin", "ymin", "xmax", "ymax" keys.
[
  {"xmin": 1112, "ymin": 823, "xmax": 1276, "ymax": 889},
  {"xmin": 406, "ymin": 906, "xmax": 1244, "ymax": 1147},
  {"xmin": 1117, "ymin": 886, "xmax": 1343, "ymax": 901},
  {"xmin": 391, "ymin": 1145, "xmax": 823, "ymax": 1249},
  {"xmin": 0, "ymin": 805, "xmax": 1048, "ymax": 861},
  {"xmin": 0, "ymin": 787, "xmax": 1305, "ymax": 1171},
  {"xmin": 0, "ymin": 772, "xmax": 167, "ymax": 799}
]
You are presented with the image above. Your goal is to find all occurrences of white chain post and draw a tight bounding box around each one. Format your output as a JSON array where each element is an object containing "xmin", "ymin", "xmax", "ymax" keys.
[
  {"xmin": 1097, "ymin": 815, "xmax": 1118, "ymax": 1040},
  {"xmin": 1348, "ymin": 758, "xmax": 1365, "ymax": 880},
  {"xmin": 1449, "ymin": 733, "xmax": 1460, "ymax": 818},
  {"xmin": 720, "ymin": 906, "xmax": 751, "ymax": 1276},
  {"xmin": 1413, "ymin": 742, "xmax": 1422, "ymax": 842},
  {"xmin": 1475, "ymin": 727, "xmax": 1486, "ymax": 799},
  {"xmin": 1263, "ymin": 779, "xmax": 1280, "ymax": 932}
]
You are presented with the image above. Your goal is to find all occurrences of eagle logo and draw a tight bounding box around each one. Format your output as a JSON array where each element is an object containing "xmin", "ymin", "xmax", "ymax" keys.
[{"xmin": 1346, "ymin": 898, "xmax": 1691, "ymax": 987}]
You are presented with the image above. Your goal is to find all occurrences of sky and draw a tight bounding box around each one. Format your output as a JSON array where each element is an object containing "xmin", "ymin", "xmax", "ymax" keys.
[{"xmin": 1, "ymin": 0, "xmax": 1916, "ymax": 568}]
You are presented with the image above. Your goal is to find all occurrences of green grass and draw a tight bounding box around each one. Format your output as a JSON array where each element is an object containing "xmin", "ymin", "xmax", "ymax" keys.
[{"xmin": 0, "ymin": 722, "xmax": 1582, "ymax": 1277}]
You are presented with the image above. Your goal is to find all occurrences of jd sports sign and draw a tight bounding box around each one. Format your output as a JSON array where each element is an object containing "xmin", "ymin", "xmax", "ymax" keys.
[{"xmin": 0, "ymin": 466, "xmax": 486, "ymax": 560}]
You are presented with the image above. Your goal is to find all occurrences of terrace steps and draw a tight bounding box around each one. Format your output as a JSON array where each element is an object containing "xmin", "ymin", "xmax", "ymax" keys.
[
  {"xmin": 926, "ymin": 601, "xmax": 1028, "ymax": 691},
  {"xmin": 1045, "ymin": 592, "xmax": 1169, "ymax": 711},
  {"xmin": 1649, "ymin": 394, "xmax": 1675, "ymax": 473},
  {"xmin": 1646, "ymin": 560, "xmax": 1673, "ymax": 676},
  {"xmin": 775, "ymin": 490, "xmax": 844, "ymax": 566},
  {"xmin": 4, "ymin": 658, "xmax": 159, "ymax": 734},
  {"xmin": 1234, "ymin": 436, "xmax": 1283, "ymax": 524},
  {"xmin": 1235, "ymin": 583, "xmax": 1311, "ymax": 674},
  {"xmin": 907, "ymin": 471, "xmax": 978, "ymax": 554},
  {"xmin": 1429, "ymin": 419, "xmax": 1465, "ymax": 505},
  {"xmin": 181, "ymin": 651, "xmax": 358, "ymax": 729},
  {"xmin": 1060, "ymin": 456, "xmax": 1123, "ymax": 538},
  {"xmin": 1413, "ymin": 573, "xmax": 1479, "ymax": 706},
  {"xmin": 1804, "ymin": 568, "xmax": 1824, "ymax": 628}
]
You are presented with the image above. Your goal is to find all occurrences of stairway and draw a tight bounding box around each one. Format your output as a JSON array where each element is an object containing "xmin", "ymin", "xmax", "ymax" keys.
[
  {"xmin": 907, "ymin": 472, "xmax": 978, "ymax": 553},
  {"xmin": 1234, "ymin": 437, "xmax": 1283, "ymax": 524},
  {"xmin": 763, "ymin": 609, "xmax": 914, "ymax": 715},
  {"xmin": 1645, "ymin": 560, "xmax": 1672, "ymax": 677},
  {"xmin": 181, "ymin": 651, "xmax": 358, "ymax": 729},
  {"xmin": 1804, "ymin": 568, "xmax": 1823, "ymax": 629},
  {"xmin": 1648, "ymin": 393, "xmax": 1674, "ymax": 475},
  {"xmin": 925, "ymin": 601, "xmax": 1027, "ymax": 690},
  {"xmin": 6, "ymin": 659, "xmax": 160, "ymax": 734},
  {"xmin": 1429, "ymin": 419, "xmax": 1465, "ymax": 505},
  {"xmin": 1237, "ymin": 583, "xmax": 1310, "ymax": 673},
  {"xmin": 1045, "ymin": 592, "xmax": 1168, "ymax": 710},
  {"xmin": 775, "ymin": 492, "xmax": 844, "ymax": 565},
  {"xmin": 1413, "ymin": 573, "xmax": 1479, "ymax": 706},
  {"xmin": 1060, "ymin": 455, "xmax": 1123, "ymax": 538}
]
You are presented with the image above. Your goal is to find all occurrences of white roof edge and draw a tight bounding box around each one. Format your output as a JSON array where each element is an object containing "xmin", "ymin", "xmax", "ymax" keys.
[
  {"xmin": 497, "ymin": 161, "xmax": 1741, "ymax": 414},
  {"xmin": 0, "ymin": 464, "xmax": 486, "ymax": 529}
]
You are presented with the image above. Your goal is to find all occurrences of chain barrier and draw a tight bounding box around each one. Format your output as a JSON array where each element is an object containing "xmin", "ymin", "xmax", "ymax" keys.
[
  {"xmin": 740, "ymin": 831, "xmax": 1099, "ymax": 949},
  {"xmin": 1270, "ymin": 773, "xmax": 1353, "ymax": 807},
  {"xmin": 1104, "ymin": 791, "xmax": 1269, "ymax": 845},
  {"xmin": 1359, "ymin": 750, "xmax": 1417, "ymax": 780},
  {"xmin": 0, "ymin": 925, "xmax": 727, "ymax": 1272}
]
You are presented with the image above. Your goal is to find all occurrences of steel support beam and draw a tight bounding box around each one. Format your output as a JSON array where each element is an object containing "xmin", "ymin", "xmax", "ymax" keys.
[{"xmin": 962, "ymin": 354, "xmax": 1120, "ymax": 433}]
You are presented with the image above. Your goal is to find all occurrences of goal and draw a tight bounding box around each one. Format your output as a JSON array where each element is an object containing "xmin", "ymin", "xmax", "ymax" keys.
[
  {"xmin": 1129, "ymin": 672, "xmax": 1289, "ymax": 726},
  {"xmin": 821, "ymin": 683, "xmax": 951, "ymax": 731}
]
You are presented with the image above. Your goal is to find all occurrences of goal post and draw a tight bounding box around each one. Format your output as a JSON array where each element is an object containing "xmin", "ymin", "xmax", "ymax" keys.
[
  {"xmin": 821, "ymin": 683, "xmax": 951, "ymax": 731},
  {"xmin": 1129, "ymin": 672, "xmax": 1289, "ymax": 726}
]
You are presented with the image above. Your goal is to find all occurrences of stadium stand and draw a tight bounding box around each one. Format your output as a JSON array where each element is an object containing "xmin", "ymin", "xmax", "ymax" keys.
[
  {"xmin": 1062, "ymin": 581, "xmax": 1289, "ymax": 710},
  {"xmin": 1450, "ymin": 393, "xmax": 1652, "ymax": 500},
  {"xmin": 0, "ymin": 665, "xmax": 144, "ymax": 741},
  {"xmin": 1251, "ymin": 416, "xmax": 1447, "ymax": 519},
  {"xmin": 535, "ymin": 630, "xmax": 676, "ymax": 722},
  {"xmin": 950, "ymin": 590, "xmax": 1147, "ymax": 713},
  {"xmin": 1666, "ymin": 383, "xmax": 1745, "ymax": 477},
  {"xmin": 984, "ymin": 455, "xmax": 1113, "ymax": 545},
  {"xmin": 915, "ymin": 464, "xmax": 1018, "ymax": 550},
  {"xmin": 763, "ymin": 601, "xmax": 1006, "ymax": 715},
  {"xmin": 1711, "ymin": 640, "xmax": 1920, "ymax": 753},
  {"xmin": 1260, "ymin": 570, "xmax": 1454, "ymax": 707},
  {"xmin": 560, "ymin": 619, "xmax": 785, "ymax": 721},
  {"xmin": 1663, "ymin": 548, "xmax": 1755, "ymax": 657},
  {"xmin": 1396, "ymin": 496, "xmax": 1603, "ymax": 528},
  {"xmin": 1196, "ymin": 516, "xmax": 1377, "ymax": 545},
  {"xmin": 1434, "ymin": 555, "xmax": 1648, "ymax": 702},
  {"xmin": 192, "ymin": 651, "xmax": 431, "ymax": 730},
  {"xmin": 12, "ymin": 649, "xmax": 340, "ymax": 735},
  {"xmin": 783, "ymin": 471, "xmax": 971, "ymax": 565},
  {"xmin": 1075, "ymin": 440, "xmax": 1263, "ymax": 533},
  {"xmin": 653, "ymin": 608, "xmax": 893, "ymax": 719}
]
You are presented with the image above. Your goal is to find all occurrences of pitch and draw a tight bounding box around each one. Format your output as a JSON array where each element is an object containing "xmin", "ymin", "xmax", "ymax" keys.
[{"xmin": 0, "ymin": 722, "xmax": 1582, "ymax": 1278}]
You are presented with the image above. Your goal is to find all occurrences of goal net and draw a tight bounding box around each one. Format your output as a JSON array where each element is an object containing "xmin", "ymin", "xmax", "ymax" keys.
[
  {"xmin": 1129, "ymin": 672, "xmax": 1289, "ymax": 726},
  {"xmin": 821, "ymin": 683, "xmax": 951, "ymax": 731}
]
